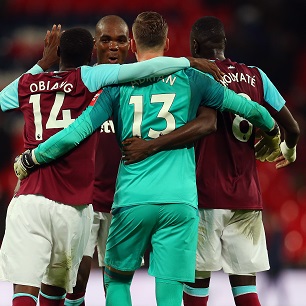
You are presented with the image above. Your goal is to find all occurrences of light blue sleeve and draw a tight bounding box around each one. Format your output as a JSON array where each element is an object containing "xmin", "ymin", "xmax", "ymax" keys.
[
  {"xmin": 33, "ymin": 88, "xmax": 114, "ymax": 164},
  {"xmin": 254, "ymin": 67, "xmax": 285, "ymax": 111},
  {"xmin": 0, "ymin": 64, "xmax": 44, "ymax": 112},
  {"xmin": 81, "ymin": 64, "xmax": 121, "ymax": 92},
  {"xmin": 82, "ymin": 57, "xmax": 190, "ymax": 92},
  {"xmin": 27, "ymin": 64, "xmax": 44, "ymax": 74}
]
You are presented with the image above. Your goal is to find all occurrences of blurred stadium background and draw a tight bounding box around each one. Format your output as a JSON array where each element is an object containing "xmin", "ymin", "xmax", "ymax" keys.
[{"xmin": 0, "ymin": 0, "xmax": 305, "ymax": 305}]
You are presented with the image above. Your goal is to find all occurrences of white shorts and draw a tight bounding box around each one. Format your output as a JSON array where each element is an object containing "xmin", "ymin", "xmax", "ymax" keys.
[
  {"xmin": 0, "ymin": 195, "xmax": 93, "ymax": 293},
  {"xmin": 196, "ymin": 209, "xmax": 270, "ymax": 276},
  {"xmin": 83, "ymin": 211, "xmax": 112, "ymax": 267}
]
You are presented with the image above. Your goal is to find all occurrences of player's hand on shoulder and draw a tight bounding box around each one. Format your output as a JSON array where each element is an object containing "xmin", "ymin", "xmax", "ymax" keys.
[
  {"xmin": 187, "ymin": 57, "xmax": 224, "ymax": 82},
  {"xmin": 254, "ymin": 123, "xmax": 281, "ymax": 162},
  {"xmin": 14, "ymin": 149, "xmax": 39, "ymax": 180},
  {"xmin": 37, "ymin": 24, "xmax": 61, "ymax": 71}
]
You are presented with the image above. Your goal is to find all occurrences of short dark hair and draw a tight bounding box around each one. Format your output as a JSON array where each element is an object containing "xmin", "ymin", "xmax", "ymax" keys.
[
  {"xmin": 132, "ymin": 11, "xmax": 168, "ymax": 50},
  {"xmin": 190, "ymin": 16, "xmax": 226, "ymax": 48},
  {"xmin": 60, "ymin": 28, "xmax": 94, "ymax": 67}
]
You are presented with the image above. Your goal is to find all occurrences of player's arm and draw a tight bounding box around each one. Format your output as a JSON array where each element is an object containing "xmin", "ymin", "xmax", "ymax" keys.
[
  {"xmin": 123, "ymin": 70, "xmax": 276, "ymax": 165},
  {"xmin": 0, "ymin": 25, "xmax": 61, "ymax": 112},
  {"xmin": 270, "ymin": 105, "xmax": 300, "ymax": 168},
  {"xmin": 254, "ymin": 68, "xmax": 300, "ymax": 167},
  {"xmin": 36, "ymin": 24, "xmax": 61, "ymax": 71},
  {"xmin": 220, "ymin": 88, "xmax": 276, "ymax": 132},
  {"xmin": 122, "ymin": 107, "xmax": 217, "ymax": 164},
  {"xmin": 84, "ymin": 57, "xmax": 223, "ymax": 92},
  {"xmin": 187, "ymin": 69, "xmax": 277, "ymax": 132},
  {"xmin": 14, "ymin": 87, "xmax": 114, "ymax": 180},
  {"xmin": 118, "ymin": 57, "xmax": 224, "ymax": 82}
]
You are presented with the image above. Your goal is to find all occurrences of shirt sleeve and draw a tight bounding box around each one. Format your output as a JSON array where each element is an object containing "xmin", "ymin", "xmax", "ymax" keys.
[
  {"xmin": 257, "ymin": 67, "xmax": 285, "ymax": 111},
  {"xmin": 82, "ymin": 57, "xmax": 190, "ymax": 92},
  {"xmin": 0, "ymin": 64, "xmax": 44, "ymax": 112},
  {"xmin": 33, "ymin": 87, "xmax": 114, "ymax": 164},
  {"xmin": 27, "ymin": 64, "xmax": 44, "ymax": 75},
  {"xmin": 221, "ymin": 87, "xmax": 275, "ymax": 131}
]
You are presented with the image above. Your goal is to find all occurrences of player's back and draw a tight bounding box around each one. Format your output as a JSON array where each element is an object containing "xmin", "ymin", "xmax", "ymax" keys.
[
  {"xmin": 196, "ymin": 58, "xmax": 265, "ymax": 210},
  {"xmin": 107, "ymin": 68, "xmax": 224, "ymax": 210},
  {"xmin": 16, "ymin": 69, "xmax": 99, "ymax": 205}
]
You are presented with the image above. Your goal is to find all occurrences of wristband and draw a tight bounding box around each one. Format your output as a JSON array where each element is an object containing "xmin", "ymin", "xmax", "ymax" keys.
[
  {"xmin": 21, "ymin": 149, "xmax": 39, "ymax": 170},
  {"xmin": 31, "ymin": 149, "xmax": 39, "ymax": 165},
  {"xmin": 280, "ymin": 141, "xmax": 296, "ymax": 162}
]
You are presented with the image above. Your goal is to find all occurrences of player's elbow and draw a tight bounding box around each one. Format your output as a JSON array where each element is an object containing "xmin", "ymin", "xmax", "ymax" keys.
[
  {"xmin": 286, "ymin": 119, "xmax": 300, "ymax": 139},
  {"xmin": 292, "ymin": 120, "xmax": 300, "ymax": 138},
  {"xmin": 198, "ymin": 119, "xmax": 217, "ymax": 137}
]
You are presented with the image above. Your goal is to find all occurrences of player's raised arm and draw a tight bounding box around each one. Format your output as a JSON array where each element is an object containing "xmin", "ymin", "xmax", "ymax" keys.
[{"xmin": 0, "ymin": 24, "xmax": 61, "ymax": 112}]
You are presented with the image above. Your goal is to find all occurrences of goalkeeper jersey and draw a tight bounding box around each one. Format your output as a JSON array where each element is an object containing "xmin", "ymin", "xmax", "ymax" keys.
[
  {"xmin": 196, "ymin": 58, "xmax": 285, "ymax": 210},
  {"xmin": 32, "ymin": 67, "xmax": 275, "ymax": 209}
]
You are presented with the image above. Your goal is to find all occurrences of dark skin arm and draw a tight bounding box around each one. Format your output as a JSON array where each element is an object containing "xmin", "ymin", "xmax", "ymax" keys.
[
  {"xmin": 272, "ymin": 105, "xmax": 300, "ymax": 169},
  {"xmin": 256, "ymin": 104, "xmax": 300, "ymax": 169},
  {"xmin": 122, "ymin": 106, "xmax": 217, "ymax": 164},
  {"xmin": 37, "ymin": 24, "xmax": 61, "ymax": 71}
]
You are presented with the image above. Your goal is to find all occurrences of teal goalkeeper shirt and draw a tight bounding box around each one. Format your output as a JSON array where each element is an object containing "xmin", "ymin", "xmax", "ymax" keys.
[{"xmin": 33, "ymin": 68, "xmax": 275, "ymax": 209}]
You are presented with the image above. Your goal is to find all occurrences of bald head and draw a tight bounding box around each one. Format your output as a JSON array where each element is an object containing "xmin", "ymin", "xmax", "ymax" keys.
[
  {"xmin": 95, "ymin": 15, "xmax": 129, "ymax": 36},
  {"xmin": 94, "ymin": 15, "xmax": 130, "ymax": 65}
]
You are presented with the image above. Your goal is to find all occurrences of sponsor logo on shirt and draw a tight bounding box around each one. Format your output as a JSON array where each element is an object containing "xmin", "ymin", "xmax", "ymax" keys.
[
  {"xmin": 100, "ymin": 120, "xmax": 115, "ymax": 134},
  {"xmin": 90, "ymin": 89, "xmax": 103, "ymax": 106}
]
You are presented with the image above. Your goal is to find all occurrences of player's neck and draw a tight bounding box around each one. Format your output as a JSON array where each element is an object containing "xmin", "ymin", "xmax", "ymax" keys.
[
  {"xmin": 213, "ymin": 50, "xmax": 225, "ymax": 61},
  {"xmin": 136, "ymin": 51, "xmax": 164, "ymax": 62},
  {"xmin": 59, "ymin": 63, "xmax": 78, "ymax": 71}
]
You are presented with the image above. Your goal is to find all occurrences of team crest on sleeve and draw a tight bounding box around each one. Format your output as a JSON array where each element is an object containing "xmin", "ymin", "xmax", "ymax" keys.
[{"xmin": 89, "ymin": 89, "xmax": 103, "ymax": 106}]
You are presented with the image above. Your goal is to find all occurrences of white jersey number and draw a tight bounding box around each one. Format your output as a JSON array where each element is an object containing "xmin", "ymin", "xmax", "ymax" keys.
[
  {"xmin": 129, "ymin": 93, "xmax": 176, "ymax": 138},
  {"xmin": 30, "ymin": 92, "xmax": 75, "ymax": 140},
  {"xmin": 232, "ymin": 93, "xmax": 253, "ymax": 142}
]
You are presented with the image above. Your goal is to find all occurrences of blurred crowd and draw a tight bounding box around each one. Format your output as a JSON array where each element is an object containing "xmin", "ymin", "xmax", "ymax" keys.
[{"xmin": 0, "ymin": 0, "xmax": 305, "ymax": 268}]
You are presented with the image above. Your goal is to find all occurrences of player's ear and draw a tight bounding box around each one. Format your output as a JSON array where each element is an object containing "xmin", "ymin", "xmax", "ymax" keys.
[
  {"xmin": 130, "ymin": 38, "xmax": 137, "ymax": 53},
  {"xmin": 93, "ymin": 38, "xmax": 97, "ymax": 50},
  {"xmin": 164, "ymin": 38, "xmax": 169, "ymax": 52},
  {"xmin": 193, "ymin": 39, "xmax": 199, "ymax": 55}
]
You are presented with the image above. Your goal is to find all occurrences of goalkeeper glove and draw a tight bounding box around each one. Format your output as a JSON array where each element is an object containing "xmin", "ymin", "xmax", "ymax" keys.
[
  {"xmin": 280, "ymin": 141, "xmax": 296, "ymax": 163},
  {"xmin": 254, "ymin": 123, "xmax": 281, "ymax": 162},
  {"xmin": 14, "ymin": 149, "xmax": 39, "ymax": 180}
]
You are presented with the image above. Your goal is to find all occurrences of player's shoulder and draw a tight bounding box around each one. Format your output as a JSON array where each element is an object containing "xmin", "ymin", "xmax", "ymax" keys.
[
  {"xmin": 99, "ymin": 84, "xmax": 120, "ymax": 100},
  {"xmin": 226, "ymin": 57, "xmax": 262, "ymax": 72},
  {"xmin": 184, "ymin": 67, "xmax": 212, "ymax": 79}
]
